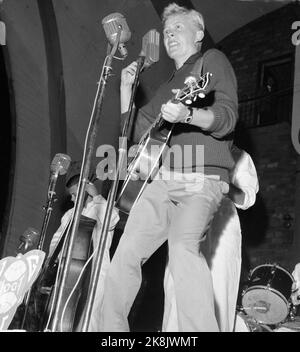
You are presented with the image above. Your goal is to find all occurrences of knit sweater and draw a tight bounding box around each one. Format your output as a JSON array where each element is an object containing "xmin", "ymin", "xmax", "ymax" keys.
[{"xmin": 122, "ymin": 49, "xmax": 238, "ymax": 183}]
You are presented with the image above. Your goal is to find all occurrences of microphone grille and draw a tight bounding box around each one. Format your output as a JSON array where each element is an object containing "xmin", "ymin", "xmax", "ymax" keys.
[
  {"xmin": 102, "ymin": 13, "xmax": 131, "ymax": 44},
  {"xmin": 19, "ymin": 227, "xmax": 40, "ymax": 248},
  {"xmin": 51, "ymin": 153, "xmax": 71, "ymax": 175},
  {"xmin": 102, "ymin": 13, "xmax": 122, "ymax": 41},
  {"xmin": 0, "ymin": 21, "xmax": 5, "ymax": 46},
  {"xmin": 142, "ymin": 29, "xmax": 160, "ymax": 68}
]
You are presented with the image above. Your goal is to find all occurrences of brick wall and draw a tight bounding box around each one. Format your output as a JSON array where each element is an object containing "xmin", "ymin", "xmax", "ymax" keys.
[
  {"xmin": 218, "ymin": 3, "xmax": 300, "ymax": 272},
  {"xmin": 238, "ymin": 123, "xmax": 298, "ymax": 272},
  {"xmin": 219, "ymin": 3, "xmax": 298, "ymax": 102}
]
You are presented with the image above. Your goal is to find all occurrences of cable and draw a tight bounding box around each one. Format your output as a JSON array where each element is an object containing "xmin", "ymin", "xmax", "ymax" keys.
[{"xmin": 44, "ymin": 218, "xmax": 72, "ymax": 331}]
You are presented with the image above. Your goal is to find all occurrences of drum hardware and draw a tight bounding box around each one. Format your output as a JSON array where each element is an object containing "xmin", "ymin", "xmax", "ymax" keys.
[
  {"xmin": 234, "ymin": 312, "xmax": 273, "ymax": 332},
  {"xmin": 243, "ymin": 305, "xmax": 268, "ymax": 313},
  {"xmin": 274, "ymin": 315, "xmax": 300, "ymax": 332},
  {"xmin": 271, "ymin": 265, "xmax": 276, "ymax": 275},
  {"xmin": 241, "ymin": 263, "xmax": 295, "ymax": 325},
  {"xmin": 288, "ymin": 304, "xmax": 297, "ymax": 321}
]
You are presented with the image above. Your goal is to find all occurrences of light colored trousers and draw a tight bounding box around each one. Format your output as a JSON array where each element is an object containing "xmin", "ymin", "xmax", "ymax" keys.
[
  {"xmin": 163, "ymin": 197, "xmax": 242, "ymax": 332},
  {"xmin": 100, "ymin": 173, "xmax": 228, "ymax": 332}
]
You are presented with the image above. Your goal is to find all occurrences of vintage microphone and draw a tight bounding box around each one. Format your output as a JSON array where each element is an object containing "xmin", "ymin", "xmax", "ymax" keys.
[
  {"xmin": 102, "ymin": 12, "xmax": 131, "ymax": 58},
  {"xmin": 0, "ymin": 1, "xmax": 5, "ymax": 46},
  {"xmin": 122, "ymin": 28, "xmax": 160, "ymax": 140},
  {"xmin": 20, "ymin": 154, "xmax": 71, "ymax": 330},
  {"xmin": 0, "ymin": 21, "xmax": 5, "ymax": 46},
  {"xmin": 38, "ymin": 153, "xmax": 71, "ymax": 251},
  {"xmin": 48, "ymin": 14, "xmax": 131, "ymax": 332},
  {"xmin": 80, "ymin": 29, "xmax": 160, "ymax": 332},
  {"xmin": 141, "ymin": 28, "xmax": 160, "ymax": 69},
  {"xmin": 17, "ymin": 227, "xmax": 40, "ymax": 254}
]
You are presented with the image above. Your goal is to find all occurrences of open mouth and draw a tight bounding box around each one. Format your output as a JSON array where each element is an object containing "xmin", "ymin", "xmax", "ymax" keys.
[{"xmin": 168, "ymin": 41, "xmax": 179, "ymax": 49}]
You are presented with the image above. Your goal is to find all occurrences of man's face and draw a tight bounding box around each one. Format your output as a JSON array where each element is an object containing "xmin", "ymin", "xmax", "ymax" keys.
[
  {"xmin": 68, "ymin": 184, "xmax": 78, "ymax": 203},
  {"xmin": 163, "ymin": 14, "xmax": 201, "ymax": 64}
]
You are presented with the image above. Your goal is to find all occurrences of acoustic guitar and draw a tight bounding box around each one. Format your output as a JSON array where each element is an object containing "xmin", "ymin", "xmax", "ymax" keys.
[
  {"xmin": 116, "ymin": 71, "xmax": 212, "ymax": 214},
  {"xmin": 36, "ymin": 214, "xmax": 96, "ymax": 332}
]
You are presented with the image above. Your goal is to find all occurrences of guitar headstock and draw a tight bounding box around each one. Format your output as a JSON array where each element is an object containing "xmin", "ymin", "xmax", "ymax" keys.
[{"xmin": 174, "ymin": 72, "xmax": 212, "ymax": 106}]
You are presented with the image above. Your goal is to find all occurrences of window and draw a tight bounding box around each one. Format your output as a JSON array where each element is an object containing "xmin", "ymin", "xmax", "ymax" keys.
[
  {"xmin": 238, "ymin": 54, "xmax": 294, "ymax": 128},
  {"xmin": 256, "ymin": 55, "xmax": 294, "ymax": 126}
]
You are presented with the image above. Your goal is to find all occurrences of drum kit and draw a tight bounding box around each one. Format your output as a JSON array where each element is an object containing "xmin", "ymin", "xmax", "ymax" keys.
[{"xmin": 234, "ymin": 263, "xmax": 300, "ymax": 332}]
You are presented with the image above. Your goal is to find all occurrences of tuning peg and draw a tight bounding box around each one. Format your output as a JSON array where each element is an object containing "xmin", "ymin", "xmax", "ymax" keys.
[
  {"xmin": 185, "ymin": 99, "xmax": 192, "ymax": 105},
  {"xmin": 198, "ymin": 92, "xmax": 205, "ymax": 98}
]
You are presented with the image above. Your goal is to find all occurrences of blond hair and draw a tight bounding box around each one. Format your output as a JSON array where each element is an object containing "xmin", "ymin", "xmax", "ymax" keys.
[{"xmin": 162, "ymin": 3, "xmax": 205, "ymax": 32}]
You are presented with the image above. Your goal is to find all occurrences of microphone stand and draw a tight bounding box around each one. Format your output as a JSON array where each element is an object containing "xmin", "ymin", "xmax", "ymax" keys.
[
  {"xmin": 20, "ymin": 171, "xmax": 59, "ymax": 330},
  {"xmin": 48, "ymin": 32, "xmax": 122, "ymax": 332},
  {"xmin": 80, "ymin": 54, "xmax": 145, "ymax": 332},
  {"xmin": 39, "ymin": 171, "xmax": 60, "ymax": 251}
]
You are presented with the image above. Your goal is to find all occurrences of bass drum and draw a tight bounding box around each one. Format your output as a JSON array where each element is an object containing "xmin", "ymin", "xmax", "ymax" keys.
[
  {"xmin": 234, "ymin": 312, "xmax": 273, "ymax": 332},
  {"xmin": 242, "ymin": 264, "xmax": 294, "ymax": 325}
]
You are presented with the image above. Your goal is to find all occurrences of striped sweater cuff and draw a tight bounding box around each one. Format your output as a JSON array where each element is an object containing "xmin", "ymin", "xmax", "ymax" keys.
[{"xmin": 207, "ymin": 106, "xmax": 223, "ymax": 133}]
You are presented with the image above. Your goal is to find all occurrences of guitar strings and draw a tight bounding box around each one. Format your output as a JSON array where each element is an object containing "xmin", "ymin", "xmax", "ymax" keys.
[
  {"xmin": 59, "ymin": 216, "xmax": 114, "ymax": 331},
  {"xmin": 44, "ymin": 217, "xmax": 73, "ymax": 331},
  {"xmin": 59, "ymin": 246, "xmax": 96, "ymax": 332}
]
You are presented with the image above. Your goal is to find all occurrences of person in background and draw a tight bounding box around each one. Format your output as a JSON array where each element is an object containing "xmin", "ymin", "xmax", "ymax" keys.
[
  {"xmin": 163, "ymin": 147, "xmax": 259, "ymax": 332},
  {"xmin": 49, "ymin": 172, "xmax": 119, "ymax": 331},
  {"xmin": 291, "ymin": 263, "xmax": 300, "ymax": 307}
]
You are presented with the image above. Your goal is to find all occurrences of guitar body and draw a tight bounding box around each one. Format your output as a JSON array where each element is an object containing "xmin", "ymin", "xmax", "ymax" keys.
[
  {"xmin": 116, "ymin": 117, "xmax": 173, "ymax": 214},
  {"xmin": 38, "ymin": 215, "xmax": 96, "ymax": 331},
  {"xmin": 116, "ymin": 72, "xmax": 212, "ymax": 214}
]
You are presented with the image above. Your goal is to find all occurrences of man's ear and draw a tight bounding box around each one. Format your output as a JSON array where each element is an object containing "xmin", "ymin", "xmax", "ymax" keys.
[{"xmin": 195, "ymin": 30, "xmax": 204, "ymax": 43}]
